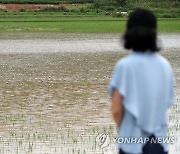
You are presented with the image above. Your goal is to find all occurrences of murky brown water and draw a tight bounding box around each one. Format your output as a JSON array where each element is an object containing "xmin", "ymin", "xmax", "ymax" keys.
[{"xmin": 0, "ymin": 33, "xmax": 179, "ymax": 154}]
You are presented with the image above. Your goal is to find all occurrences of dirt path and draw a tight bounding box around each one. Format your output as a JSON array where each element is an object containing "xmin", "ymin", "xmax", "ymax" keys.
[{"xmin": 0, "ymin": 3, "xmax": 84, "ymax": 11}]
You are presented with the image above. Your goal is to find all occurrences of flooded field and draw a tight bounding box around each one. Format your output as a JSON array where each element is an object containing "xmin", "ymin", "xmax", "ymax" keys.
[{"xmin": 0, "ymin": 33, "xmax": 179, "ymax": 154}]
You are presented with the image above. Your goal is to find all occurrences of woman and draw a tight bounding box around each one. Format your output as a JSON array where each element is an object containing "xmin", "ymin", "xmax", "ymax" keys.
[{"xmin": 108, "ymin": 9, "xmax": 174, "ymax": 154}]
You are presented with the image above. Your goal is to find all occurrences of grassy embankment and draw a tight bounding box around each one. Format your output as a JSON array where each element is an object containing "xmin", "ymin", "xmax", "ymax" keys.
[{"xmin": 0, "ymin": 0, "xmax": 180, "ymax": 32}]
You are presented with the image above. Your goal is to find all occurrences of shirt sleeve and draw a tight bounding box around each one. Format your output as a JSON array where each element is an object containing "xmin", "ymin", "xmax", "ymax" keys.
[
  {"xmin": 168, "ymin": 68, "xmax": 174, "ymax": 107},
  {"xmin": 107, "ymin": 61, "xmax": 128, "ymax": 97}
]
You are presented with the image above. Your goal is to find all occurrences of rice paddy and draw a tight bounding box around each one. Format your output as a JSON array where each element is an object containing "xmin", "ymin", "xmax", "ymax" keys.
[
  {"xmin": 0, "ymin": 14, "xmax": 180, "ymax": 32},
  {"xmin": 0, "ymin": 33, "xmax": 179, "ymax": 153}
]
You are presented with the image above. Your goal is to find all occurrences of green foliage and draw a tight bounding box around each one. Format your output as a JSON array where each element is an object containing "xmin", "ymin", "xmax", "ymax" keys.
[
  {"xmin": 0, "ymin": 0, "xmax": 179, "ymax": 18},
  {"xmin": 40, "ymin": 6, "xmax": 69, "ymax": 12},
  {"xmin": 124, "ymin": 0, "xmax": 180, "ymax": 18},
  {"xmin": 90, "ymin": 1, "xmax": 117, "ymax": 15},
  {"xmin": 151, "ymin": 8, "xmax": 180, "ymax": 18},
  {"xmin": 114, "ymin": 0, "xmax": 128, "ymax": 6},
  {"xmin": 0, "ymin": 0, "xmax": 94, "ymax": 4},
  {"xmin": 20, "ymin": 8, "xmax": 26, "ymax": 12}
]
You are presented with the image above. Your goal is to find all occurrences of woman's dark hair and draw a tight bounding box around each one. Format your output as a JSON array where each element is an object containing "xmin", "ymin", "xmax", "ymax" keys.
[{"xmin": 123, "ymin": 9, "xmax": 159, "ymax": 52}]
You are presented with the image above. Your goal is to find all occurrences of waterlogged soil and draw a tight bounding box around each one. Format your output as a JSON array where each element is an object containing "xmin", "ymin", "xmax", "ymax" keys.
[{"xmin": 0, "ymin": 33, "xmax": 179, "ymax": 154}]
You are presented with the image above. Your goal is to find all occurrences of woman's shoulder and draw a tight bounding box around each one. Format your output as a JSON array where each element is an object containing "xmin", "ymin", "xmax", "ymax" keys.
[
  {"xmin": 115, "ymin": 52, "xmax": 173, "ymax": 72},
  {"xmin": 115, "ymin": 55, "xmax": 130, "ymax": 69},
  {"xmin": 155, "ymin": 54, "xmax": 173, "ymax": 70},
  {"xmin": 115, "ymin": 53, "xmax": 141, "ymax": 68}
]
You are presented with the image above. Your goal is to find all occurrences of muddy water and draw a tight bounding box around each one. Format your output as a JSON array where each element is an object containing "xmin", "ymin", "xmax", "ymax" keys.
[
  {"xmin": 0, "ymin": 33, "xmax": 179, "ymax": 53},
  {"xmin": 0, "ymin": 33, "xmax": 179, "ymax": 154}
]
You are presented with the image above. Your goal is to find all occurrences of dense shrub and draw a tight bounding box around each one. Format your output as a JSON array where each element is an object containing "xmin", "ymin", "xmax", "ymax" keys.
[
  {"xmin": 0, "ymin": 0, "xmax": 94, "ymax": 4},
  {"xmin": 40, "ymin": 6, "xmax": 69, "ymax": 12},
  {"xmin": 0, "ymin": 0, "xmax": 179, "ymax": 18}
]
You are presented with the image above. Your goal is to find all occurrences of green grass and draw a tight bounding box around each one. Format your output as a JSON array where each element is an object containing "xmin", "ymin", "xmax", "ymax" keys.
[
  {"xmin": 158, "ymin": 18, "xmax": 180, "ymax": 32},
  {"xmin": 0, "ymin": 16, "xmax": 125, "ymax": 32},
  {"xmin": 0, "ymin": 14, "xmax": 179, "ymax": 32}
]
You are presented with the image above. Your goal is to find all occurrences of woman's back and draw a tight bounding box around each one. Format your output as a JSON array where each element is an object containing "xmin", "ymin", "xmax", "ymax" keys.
[
  {"xmin": 108, "ymin": 52, "xmax": 174, "ymax": 153},
  {"xmin": 109, "ymin": 51, "xmax": 174, "ymax": 130}
]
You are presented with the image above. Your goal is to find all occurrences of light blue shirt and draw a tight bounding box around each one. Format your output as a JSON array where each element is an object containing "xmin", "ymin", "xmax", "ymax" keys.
[{"xmin": 108, "ymin": 51, "xmax": 174, "ymax": 153}]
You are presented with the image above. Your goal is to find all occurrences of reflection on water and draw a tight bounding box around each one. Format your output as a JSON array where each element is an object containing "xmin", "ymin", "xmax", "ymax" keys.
[
  {"xmin": 0, "ymin": 33, "xmax": 180, "ymax": 53},
  {"xmin": 0, "ymin": 33, "xmax": 179, "ymax": 154}
]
